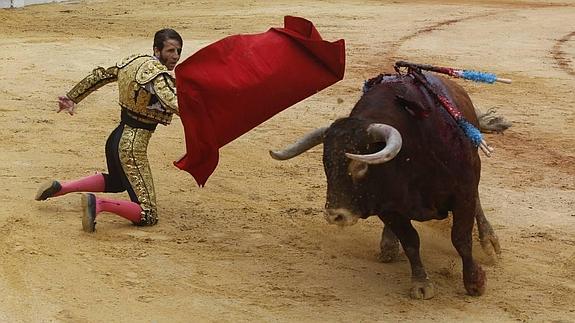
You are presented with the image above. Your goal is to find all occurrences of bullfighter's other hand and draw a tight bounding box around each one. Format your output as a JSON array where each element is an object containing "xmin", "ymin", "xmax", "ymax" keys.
[{"xmin": 57, "ymin": 95, "xmax": 76, "ymax": 115}]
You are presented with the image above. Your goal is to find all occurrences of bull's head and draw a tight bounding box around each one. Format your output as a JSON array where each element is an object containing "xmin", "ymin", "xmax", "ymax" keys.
[{"xmin": 270, "ymin": 118, "xmax": 402, "ymax": 226}]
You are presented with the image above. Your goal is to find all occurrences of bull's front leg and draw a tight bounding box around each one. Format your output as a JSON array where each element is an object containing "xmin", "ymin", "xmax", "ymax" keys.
[
  {"xmin": 453, "ymin": 201, "xmax": 486, "ymax": 296},
  {"xmin": 378, "ymin": 216, "xmax": 399, "ymax": 263},
  {"xmin": 387, "ymin": 218, "xmax": 435, "ymax": 300},
  {"xmin": 475, "ymin": 196, "xmax": 501, "ymax": 259}
]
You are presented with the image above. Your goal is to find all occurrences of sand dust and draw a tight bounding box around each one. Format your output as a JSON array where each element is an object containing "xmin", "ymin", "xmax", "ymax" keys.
[{"xmin": 0, "ymin": 0, "xmax": 574, "ymax": 321}]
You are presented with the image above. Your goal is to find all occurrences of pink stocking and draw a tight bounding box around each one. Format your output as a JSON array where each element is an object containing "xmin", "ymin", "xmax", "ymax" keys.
[
  {"xmin": 55, "ymin": 173, "xmax": 106, "ymax": 197},
  {"xmin": 94, "ymin": 196, "xmax": 143, "ymax": 224}
]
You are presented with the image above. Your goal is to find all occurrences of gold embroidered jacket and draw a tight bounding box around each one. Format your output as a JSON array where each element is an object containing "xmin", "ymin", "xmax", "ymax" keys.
[{"xmin": 66, "ymin": 54, "xmax": 178, "ymax": 125}]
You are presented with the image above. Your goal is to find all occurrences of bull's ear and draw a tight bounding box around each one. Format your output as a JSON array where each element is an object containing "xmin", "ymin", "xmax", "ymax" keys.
[{"xmin": 394, "ymin": 82, "xmax": 430, "ymax": 118}]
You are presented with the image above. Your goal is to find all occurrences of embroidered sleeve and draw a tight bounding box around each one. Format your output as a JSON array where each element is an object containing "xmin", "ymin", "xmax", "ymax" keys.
[
  {"xmin": 66, "ymin": 66, "xmax": 119, "ymax": 103},
  {"xmin": 152, "ymin": 74, "xmax": 179, "ymax": 115}
]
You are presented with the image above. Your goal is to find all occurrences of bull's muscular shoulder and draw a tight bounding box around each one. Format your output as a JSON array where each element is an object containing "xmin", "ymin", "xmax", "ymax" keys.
[
  {"xmin": 426, "ymin": 73, "xmax": 477, "ymax": 123},
  {"xmin": 434, "ymin": 74, "xmax": 468, "ymax": 100}
]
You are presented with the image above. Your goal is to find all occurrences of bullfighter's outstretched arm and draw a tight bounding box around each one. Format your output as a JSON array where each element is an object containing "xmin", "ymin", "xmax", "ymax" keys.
[{"xmin": 66, "ymin": 66, "xmax": 119, "ymax": 103}]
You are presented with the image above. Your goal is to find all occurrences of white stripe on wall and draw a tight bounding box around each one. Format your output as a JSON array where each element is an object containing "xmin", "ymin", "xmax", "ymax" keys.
[{"xmin": 1, "ymin": 0, "xmax": 67, "ymax": 8}]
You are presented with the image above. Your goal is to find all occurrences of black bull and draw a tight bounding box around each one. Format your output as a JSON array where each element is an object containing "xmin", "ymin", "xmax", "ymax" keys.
[{"xmin": 270, "ymin": 73, "xmax": 501, "ymax": 299}]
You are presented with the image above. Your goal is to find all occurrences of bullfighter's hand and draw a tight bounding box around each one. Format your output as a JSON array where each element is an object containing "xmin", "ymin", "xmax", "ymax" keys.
[{"xmin": 57, "ymin": 95, "xmax": 76, "ymax": 115}]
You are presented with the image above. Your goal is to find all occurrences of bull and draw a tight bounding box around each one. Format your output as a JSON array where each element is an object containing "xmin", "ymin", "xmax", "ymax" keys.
[{"xmin": 270, "ymin": 72, "xmax": 502, "ymax": 299}]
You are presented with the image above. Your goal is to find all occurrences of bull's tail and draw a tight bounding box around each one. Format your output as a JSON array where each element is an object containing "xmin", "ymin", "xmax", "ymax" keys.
[{"xmin": 475, "ymin": 107, "xmax": 512, "ymax": 134}]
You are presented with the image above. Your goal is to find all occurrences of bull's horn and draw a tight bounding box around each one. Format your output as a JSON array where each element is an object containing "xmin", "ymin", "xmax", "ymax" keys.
[
  {"xmin": 269, "ymin": 127, "xmax": 328, "ymax": 160},
  {"xmin": 345, "ymin": 124, "xmax": 402, "ymax": 164}
]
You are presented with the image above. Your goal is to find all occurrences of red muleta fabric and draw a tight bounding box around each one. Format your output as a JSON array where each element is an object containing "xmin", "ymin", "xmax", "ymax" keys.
[{"xmin": 174, "ymin": 16, "xmax": 346, "ymax": 186}]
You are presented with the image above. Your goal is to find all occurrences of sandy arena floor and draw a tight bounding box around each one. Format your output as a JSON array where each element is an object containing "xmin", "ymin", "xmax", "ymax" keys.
[{"xmin": 0, "ymin": 0, "xmax": 574, "ymax": 321}]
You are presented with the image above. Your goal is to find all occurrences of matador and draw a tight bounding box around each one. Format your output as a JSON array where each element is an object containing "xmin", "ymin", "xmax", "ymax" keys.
[{"xmin": 35, "ymin": 29, "xmax": 183, "ymax": 232}]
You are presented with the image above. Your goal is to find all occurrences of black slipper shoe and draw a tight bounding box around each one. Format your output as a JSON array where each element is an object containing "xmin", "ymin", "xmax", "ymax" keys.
[
  {"xmin": 35, "ymin": 181, "xmax": 62, "ymax": 201},
  {"xmin": 81, "ymin": 193, "xmax": 97, "ymax": 233}
]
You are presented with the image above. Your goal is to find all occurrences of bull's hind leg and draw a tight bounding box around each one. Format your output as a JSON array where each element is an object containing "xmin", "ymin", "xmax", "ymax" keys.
[
  {"xmin": 387, "ymin": 218, "xmax": 435, "ymax": 299},
  {"xmin": 452, "ymin": 200, "xmax": 486, "ymax": 296},
  {"xmin": 475, "ymin": 196, "xmax": 501, "ymax": 258},
  {"xmin": 378, "ymin": 217, "xmax": 400, "ymax": 263}
]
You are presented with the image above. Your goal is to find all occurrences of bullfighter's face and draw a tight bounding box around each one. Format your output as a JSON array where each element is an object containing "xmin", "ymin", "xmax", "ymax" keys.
[{"xmin": 154, "ymin": 38, "xmax": 182, "ymax": 71}]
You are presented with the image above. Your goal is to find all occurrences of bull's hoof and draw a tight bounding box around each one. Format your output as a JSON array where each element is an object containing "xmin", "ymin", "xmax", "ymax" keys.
[
  {"xmin": 410, "ymin": 278, "xmax": 435, "ymax": 300},
  {"xmin": 379, "ymin": 228, "xmax": 400, "ymax": 263},
  {"xmin": 378, "ymin": 246, "xmax": 399, "ymax": 263},
  {"xmin": 465, "ymin": 281, "xmax": 486, "ymax": 296},
  {"xmin": 480, "ymin": 233, "xmax": 502, "ymax": 258},
  {"xmin": 464, "ymin": 265, "xmax": 486, "ymax": 296}
]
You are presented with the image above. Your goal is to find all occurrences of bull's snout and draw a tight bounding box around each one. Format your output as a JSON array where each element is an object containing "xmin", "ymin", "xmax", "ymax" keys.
[{"xmin": 324, "ymin": 208, "xmax": 360, "ymax": 226}]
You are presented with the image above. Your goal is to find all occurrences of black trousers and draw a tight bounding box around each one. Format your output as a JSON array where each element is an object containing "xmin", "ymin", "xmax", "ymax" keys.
[{"xmin": 102, "ymin": 110, "xmax": 157, "ymax": 207}]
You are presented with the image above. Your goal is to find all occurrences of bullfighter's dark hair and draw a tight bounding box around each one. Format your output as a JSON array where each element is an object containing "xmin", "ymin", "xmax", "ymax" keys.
[{"xmin": 153, "ymin": 28, "xmax": 183, "ymax": 51}]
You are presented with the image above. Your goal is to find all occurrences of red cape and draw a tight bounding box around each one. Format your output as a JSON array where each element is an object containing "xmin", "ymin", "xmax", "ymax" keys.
[{"xmin": 174, "ymin": 16, "xmax": 346, "ymax": 186}]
